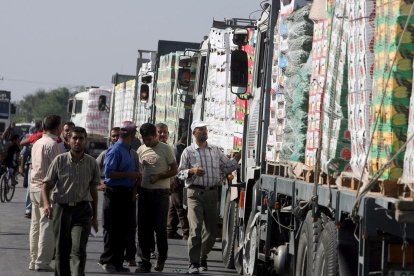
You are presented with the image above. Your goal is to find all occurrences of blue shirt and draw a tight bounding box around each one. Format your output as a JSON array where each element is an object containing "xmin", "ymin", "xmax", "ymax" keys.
[{"xmin": 104, "ymin": 141, "xmax": 137, "ymax": 188}]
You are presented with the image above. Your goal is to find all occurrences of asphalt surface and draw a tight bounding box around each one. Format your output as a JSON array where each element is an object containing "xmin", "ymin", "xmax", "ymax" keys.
[{"xmin": 0, "ymin": 177, "xmax": 238, "ymax": 276}]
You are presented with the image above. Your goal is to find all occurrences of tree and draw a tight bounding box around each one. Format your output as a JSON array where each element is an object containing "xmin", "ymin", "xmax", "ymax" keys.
[{"xmin": 13, "ymin": 87, "xmax": 73, "ymax": 123}]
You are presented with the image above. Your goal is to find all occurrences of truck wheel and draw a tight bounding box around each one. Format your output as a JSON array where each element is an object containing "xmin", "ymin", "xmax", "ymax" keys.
[
  {"xmin": 234, "ymin": 222, "xmax": 244, "ymax": 275},
  {"xmin": 295, "ymin": 211, "xmax": 323, "ymax": 276},
  {"xmin": 243, "ymin": 224, "xmax": 258, "ymax": 276},
  {"xmin": 222, "ymin": 192, "xmax": 238, "ymax": 269},
  {"xmin": 314, "ymin": 219, "xmax": 338, "ymax": 276}
]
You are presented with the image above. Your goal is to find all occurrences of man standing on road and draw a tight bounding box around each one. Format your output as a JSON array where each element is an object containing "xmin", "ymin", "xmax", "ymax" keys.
[
  {"xmin": 135, "ymin": 123, "xmax": 177, "ymax": 273},
  {"xmin": 61, "ymin": 121, "xmax": 75, "ymax": 151},
  {"xmin": 29, "ymin": 115, "xmax": 65, "ymax": 272},
  {"xmin": 99, "ymin": 121, "xmax": 141, "ymax": 274},
  {"xmin": 96, "ymin": 126, "xmax": 139, "ymax": 266},
  {"xmin": 167, "ymin": 133, "xmax": 190, "ymax": 240},
  {"xmin": 42, "ymin": 127, "xmax": 100, "ymax": 276},
  {"xmin": 178, "ymin": 120, "xmax": 241, "ymax": 274}
]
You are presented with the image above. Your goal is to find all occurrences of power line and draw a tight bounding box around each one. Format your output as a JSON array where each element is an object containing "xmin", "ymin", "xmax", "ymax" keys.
[{"xmin": 0, "ymin": 76, "xmax": 72, "ymax": 87}]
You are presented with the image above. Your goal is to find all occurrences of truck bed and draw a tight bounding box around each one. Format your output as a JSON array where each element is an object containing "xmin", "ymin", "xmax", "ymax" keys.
[{"xmin": 259, "ymin": 174, "xmax": 414, "ymax": 240}]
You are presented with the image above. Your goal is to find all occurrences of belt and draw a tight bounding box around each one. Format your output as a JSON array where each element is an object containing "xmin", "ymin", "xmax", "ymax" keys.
[
  {"xmin": 189, "ymin": 185, "xmax": 218, "ymax": 191},
  {"xmin": 58, "ymin": 201, "xmax": 89, "ymax": 207}
]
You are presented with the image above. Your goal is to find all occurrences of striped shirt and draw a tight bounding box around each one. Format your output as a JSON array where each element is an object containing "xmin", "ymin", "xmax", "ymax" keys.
[
  {"xmin": 30, "ymin": 133, "xmax": 65, "ymax": 192},
  {"xmin": 43, "ymin": 152, "xmax": 101, "ymax": 204},
  {"xmin": 177, "ymin": 143, "xmax": 239, "ymax": 188}
]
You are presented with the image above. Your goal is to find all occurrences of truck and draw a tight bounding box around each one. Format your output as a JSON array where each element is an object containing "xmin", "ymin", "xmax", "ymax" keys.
[
  {"xmin": 67, "ymin": 87, "xmax": 111, "ymax": 158},
  {"xmin": 0, "ymin": 90, "xmax": 16, "ymax": 133},
  {"xmin": 181, "ymin": 0, "xmax": 414, "ymax": 275},
  {"xmin": 106, "ymin": 0, "xmax": 414, "ymax": 273},
  {"xmin": 109, "ymin": 40, "xmax": 199, "ymax": 145}
]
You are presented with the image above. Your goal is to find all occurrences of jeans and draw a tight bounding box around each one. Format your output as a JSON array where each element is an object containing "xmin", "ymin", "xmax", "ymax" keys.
[
  {"xmin": 100, "ymin": 186, "xmax": 135, "ymax": 268},
  {"xmin": 25, "ymin": 169, "xmax": 32, "ymax": 214},
  {"xmin": 124, "ymin": 198, "xmax": 137, "ymax": 261},
  {"xmin": 53, "ymin": 202, "xmax": 92, "ymax": 276},
  {"xmin": 138, "ymin": 188, "xmax": 169, "ymax": 263},
  {"xmin": 167, "ymin": 189, "xmax": 189, "ymax": 237}
]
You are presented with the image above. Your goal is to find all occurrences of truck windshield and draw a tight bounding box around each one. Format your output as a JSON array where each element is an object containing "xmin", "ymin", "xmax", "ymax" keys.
[
  {"xmin": 0, "ymin": 101, "xmax": 10, "ymax": 119},
  {"xmin": 74, "ymin": 100, "xmax": 83, "ymax": 114}
]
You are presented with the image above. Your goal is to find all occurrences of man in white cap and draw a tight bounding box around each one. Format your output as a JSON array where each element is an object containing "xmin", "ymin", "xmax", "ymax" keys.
[
  {"xmin": 99, "ymin": 121, "xmax": 141, "ymax": 274},
  {"xmin": 177, "ymin": 120, "xmax": 241, "ymax": 274}
]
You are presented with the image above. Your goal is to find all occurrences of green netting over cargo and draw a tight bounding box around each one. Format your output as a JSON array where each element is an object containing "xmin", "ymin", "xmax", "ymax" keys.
[
  {"xmin": 320, "ymin": 0, "xmax": 351, "ymax": 176},
  {"xmin": 155, "ymin": 52, "xmax": 197, "ymax": 143},
  {"xmin": 282, "ymin": 56, "xmax": 312, "ymax": 162},
  {"xmin": 370, "ymin": 0, "xmax": 414, "ymax": 181},
  {"xmin": 281, "ymin": 4, "xmax": 313, "ymax": 163}
]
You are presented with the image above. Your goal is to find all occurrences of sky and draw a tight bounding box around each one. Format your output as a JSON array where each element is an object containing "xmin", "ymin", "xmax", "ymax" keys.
[{"xmin": 0, "ymin": 0, "xmax": 262, "ymax": 102}]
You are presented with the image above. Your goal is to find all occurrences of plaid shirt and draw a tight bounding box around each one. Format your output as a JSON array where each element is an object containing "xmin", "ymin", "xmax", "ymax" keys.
[{"xmin": 177, "ymin": 143, "xmax": 238, "ymax": 188}]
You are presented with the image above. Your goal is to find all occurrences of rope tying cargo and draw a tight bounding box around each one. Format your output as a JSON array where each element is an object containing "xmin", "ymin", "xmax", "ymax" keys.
[{"xmin": 351, "ymin": 2, "xmax": 414, "ymax": 222}]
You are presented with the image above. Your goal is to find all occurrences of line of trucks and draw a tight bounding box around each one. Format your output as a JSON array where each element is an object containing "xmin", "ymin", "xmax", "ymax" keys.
[{"xmin": 69, "ymin": 0, "xmax": 414, "ymax": 275}]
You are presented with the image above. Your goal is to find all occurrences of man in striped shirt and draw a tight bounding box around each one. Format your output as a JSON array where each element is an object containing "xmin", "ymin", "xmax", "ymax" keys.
[
  {"xmin": 177, "ymin": 120, "xmax": 241, "ymax": 274},
  {"xmin": 29, "ymin": 115, "xmax": 65, "ymax": 272},
  {"xmin": 42, "ymin": 127, "xmax": 100, "ymax": 276}
]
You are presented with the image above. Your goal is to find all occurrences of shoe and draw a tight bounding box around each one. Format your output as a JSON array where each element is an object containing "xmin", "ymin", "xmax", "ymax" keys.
[
  {"xmin": 182, "ymin": 234, "xmax": 189, "ymax": 240},
  {"xmin": 135, "ymin": 261, "xmax": 151, "ymax": 273},
  {"xmin": 188, "ymin": 263, "xmax": 200, "ymax": 274},
  {"xmin": 150, "ymin": 251, "xmax": 157, "ymax": 259},
  {"xmin": 35, "ymin": 265, "xmax": 54, "ymax": 272},
  {"xmin": 115, "ymin": 266, "xmax": 130, "ymax": 273},
  {"xmin": 127, "ymin": 260, "xmax": 137, "ymax": 267},
  {"xmin": 167, "ymin": 232, "xmax": 183, "ymax": 239},
  {"xmin": 200, "ymin": 260, "xmax": 208, "ymax": 271},
  {"xmin": 28, "ymin": 263, "xmax": 35, "ymax": 271},
  {"xmin": 98, "ymin": 262, "xmax": 117, "ymax": 273},
  {"xmin": 24, "ymin": 212, "xmax": 31, "ymax": 219},
  {"xmin": 154, "ymin": 261, "xmax": 165, "ymax": 272}
]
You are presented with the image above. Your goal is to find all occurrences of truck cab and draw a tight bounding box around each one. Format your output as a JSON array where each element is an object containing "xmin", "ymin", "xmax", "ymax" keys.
[{"xmin": 67, "ymin": 87, "xmax": 111, "ymax": 157}]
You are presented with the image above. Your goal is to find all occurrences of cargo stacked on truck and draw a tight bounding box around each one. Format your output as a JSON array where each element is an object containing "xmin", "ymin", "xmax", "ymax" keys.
[
  {"xmin": 0, "ymin": 90, "xmax": 16, "ymax": 133},
  {"xmin": 67, "ymin": 86, "xmax": 111, "ymax": 158},
  {"xmin": 109, "ymin": 40, "xmax": 199, "ymax": 145},
  {"xmin": 214, "ymin": 0, "xmax": 414, "ymax": 276},
  {"xmin": 191, "ymin": 19, "xmax": 255, "ymax": 156}
]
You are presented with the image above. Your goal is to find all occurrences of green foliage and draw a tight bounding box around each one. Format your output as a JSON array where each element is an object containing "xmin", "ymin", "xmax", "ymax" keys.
[{"xmin": 12, "ymin": 87, "xmax": 72, "ymax": 123}]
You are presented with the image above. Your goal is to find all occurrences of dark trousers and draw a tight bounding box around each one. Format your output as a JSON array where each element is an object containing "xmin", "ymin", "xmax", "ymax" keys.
[
  {"xmin": 53, "ymin": 202, "xmax": 92, "ymax": 276},
  {"xmin": 138, "ymin": 188, "xmax": 169, "ymax": 262},
  {"xmin": 167, "ymin": 190, "xmax": 189, "ymax": 236},
  {"xmin": 125, "ymin": 199, "xmax": 137, "ymax": 261},
  {"xmin": 100, "ymin": 187, "xmax": 135, "ymax": 268}
]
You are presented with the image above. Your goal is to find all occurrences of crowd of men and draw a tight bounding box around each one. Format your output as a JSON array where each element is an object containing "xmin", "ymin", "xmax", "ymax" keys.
[{"xmin": 8, "ymin": 115, "xmax": 241, "ymax": 275}]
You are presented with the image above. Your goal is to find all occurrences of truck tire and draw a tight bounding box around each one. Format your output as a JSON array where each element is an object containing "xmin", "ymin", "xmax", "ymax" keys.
[
  {"xmin": 222, "ymin": 192, "xmax": 238, "ymax": 269},
  {"xmin": 234, "ymin": 223, "xmax": 244, "ymax": 275},
  {"xmin": 243, "ymin": 224, "xmax": 258, "ymax": 276},
  {"xmin": 295, "ymin": 211, "xmax": 323, "ymax": 276},
  {"xmin": 314, "ymin": 219, "xmax": 338, "ymax": 276}
]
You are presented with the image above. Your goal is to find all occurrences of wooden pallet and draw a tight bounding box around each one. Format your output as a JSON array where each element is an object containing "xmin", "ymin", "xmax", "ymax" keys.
[
  {"xmin": 337, "ymin": 173, "xmax": 361, "ymax": 190},
  {"xmin": 267, "ymin": 162, "xmax": 290, "ymax": 177},
  {"xmin": 319, "ymin": 172, "xmax": 336, "ymax": 186},
  {"xmin": 376, "ymin": 179, "xmax": 400, "ymax": 198}
]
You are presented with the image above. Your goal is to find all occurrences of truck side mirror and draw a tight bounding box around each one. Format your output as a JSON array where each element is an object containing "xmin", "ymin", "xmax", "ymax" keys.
[
  {"xmin": 141, "ymin": 74, "xmax": 153, "ymax": 84},
  {"xmin": 179, "ymin": 55, "xmax": 192, "ymax": 68},
  {"xmin": 98, "ymin": 95, "xmax": 107, "ymax": 111},
  {"xmin": 177, "ymin": 68, "xmax": 191, "ymax": 92},
  {"xmin": 67, "ymin": 99, "xmax": 73, "ymax": 114},
  {"xmin": 230, "ymin": 49, "xmax": 248, "ymax": 94},
  {"xmin": 10, "ymin": 104, "xmax": 16, "ymax": 115},
  {"xmin": 140, "ymin": 84, "xmax": 149, "ymax": 103}
]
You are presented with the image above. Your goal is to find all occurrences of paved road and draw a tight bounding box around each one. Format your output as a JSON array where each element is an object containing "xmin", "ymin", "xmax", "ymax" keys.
[{"xmin": 0, "ymin": 179, "xmax": 237, "ymax": 275}]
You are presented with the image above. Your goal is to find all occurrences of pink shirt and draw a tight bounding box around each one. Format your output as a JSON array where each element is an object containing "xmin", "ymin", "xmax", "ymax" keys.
[{"xmin": 30, "ymin": 133, "xmax": 65, "ymax": 192}]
